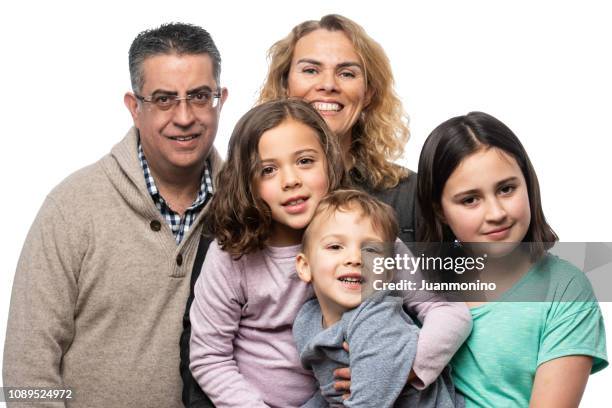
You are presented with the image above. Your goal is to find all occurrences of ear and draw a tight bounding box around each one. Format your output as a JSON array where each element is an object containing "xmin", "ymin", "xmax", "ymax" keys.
[
  {"xmin": 124, "ymin": 92, "xmax": 140, "ymax": 127},
  {"xmin": 218, "ymin": 87, "xmax": 229, "ymax": 111},
  {"xmin": 296, "ymin": 253, "xmax": 312, "ymax": 283}
]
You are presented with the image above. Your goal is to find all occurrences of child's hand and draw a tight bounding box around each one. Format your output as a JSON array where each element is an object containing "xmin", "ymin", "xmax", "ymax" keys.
[
  {"xmin": 334, "ymin": 341, "xmax": 419, "ymax": 398},
  {"xmin": 333, "ymin": 341, "xmax": 351, "ymax": 400},
  {"xmin": 333, "ymin": 367, "xmax": 351, "ymax": 400}
]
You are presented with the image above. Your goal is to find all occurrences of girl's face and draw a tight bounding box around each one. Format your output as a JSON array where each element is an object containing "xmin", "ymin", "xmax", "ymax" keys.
[
  {"xmin": 440, "ymin": 148, "xmax": 531, "ymax": 255},
  {"xmin": 286, "ymin": 29, "xmax": 371, "ymax": 142},
  {"xmin": 257, "ymin": 119, "xmax": 329, "ymax": 246}
]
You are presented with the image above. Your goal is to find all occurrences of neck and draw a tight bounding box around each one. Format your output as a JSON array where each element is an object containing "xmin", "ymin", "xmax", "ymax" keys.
[
  {"xmin": 483, "ymin": 246, "xmax": 532, "ymax": 276},
  {"xmin": 267, "ymin": 222, "xmax": 303, "ymax": 247},
  {"xmin": 148, "ymin": 161, "xmax": 204, "ymax": 216},
  {"xmin": 339, "ymin": 133, "xmax": 352, "ymax": 169},
  {"xmin": 470, "ymin": 245, "xmax": 533, "ymax": 304}
]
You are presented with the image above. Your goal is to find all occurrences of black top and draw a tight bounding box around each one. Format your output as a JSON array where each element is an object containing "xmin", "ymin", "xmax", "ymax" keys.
[{"xmin": 351, "ymin": 169, "xmax": 419, "ymax": 244}]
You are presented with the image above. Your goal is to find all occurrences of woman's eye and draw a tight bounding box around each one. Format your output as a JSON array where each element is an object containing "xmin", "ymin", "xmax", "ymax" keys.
[
  {"xmin": 302, "ymin": 67, "xmax": 318, "ymax": 75},
  {"xmin": 339, "ymin": 71, "xmax": 356, "ymax": 78},
  {"xmin": 499, "ymin": 185, "xmax": 516, "ymax": 195}
]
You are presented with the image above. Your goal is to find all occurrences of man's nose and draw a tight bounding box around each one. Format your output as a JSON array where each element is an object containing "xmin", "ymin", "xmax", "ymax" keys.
[{"xmin": 172, "ymin": 99, "xmax": 196, "ymax": 128}]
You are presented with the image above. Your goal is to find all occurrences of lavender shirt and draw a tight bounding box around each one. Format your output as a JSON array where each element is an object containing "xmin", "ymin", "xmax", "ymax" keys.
[{"xmin": 190, "ymin": 241, "xmax": 472, "ymax": 408}]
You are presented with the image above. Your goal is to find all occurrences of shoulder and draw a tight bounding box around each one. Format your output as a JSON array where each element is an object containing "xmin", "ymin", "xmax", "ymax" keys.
[
  {"xmin": 363, "ymin": 168, "xmax": 418, "ymax": 242},
  {"xmin": 204, "ymin": 239, "xmax": 245, "ymax": 271},
  {"xmin": 380, "ymin": 167, "xmax": 416, "ymax": 203},
  {"xmin": 293, "ymin": 298, "xmax": 322, "ymax": 351},
  {"xmin": 539, "ymin": 254, "xmax": 586, "ymax": 279},
  {"xmin": 352, "ymin": 165, "xmax": 417, "ymax": 193},
  {"xmin": 47, "ymin": 160, "xmax": 108, "ymax": 205},
  {"xmin": 535, "ymin": 254, "xmax": 596, "ymax": 301},
  {"xmin": 393, "ymin": 167, "xmax": 418, "ymax": 192},
  {"xmin": 32, "ymin": 159, "xmax": 109, "ymax": 231},
  {"xmin": 533, "ymin": 255, "xmax": 608, "ymax": 373},
  {"xmin": 346, "ymin": 295, "xmax": 406, "ymax": 334},
  {"xmin": 357, "ymin": 293, "xmax": 404, "ymax": 315},
  {"xmin": 353, "ymin": 167, "xmax": 416, "ymax": 207},
  {"xmin": 207, "ymin": 145, "xmax": 224, "ymax": 178},
  {"xmin": 197, "ymin": 239, "xmax": 250, "ymax": 302},
  {"xmin": 204, "ymin": 240, "xmax": 282, "ymax": 281},
  {"xmin": 294, "ymin": 298, "xmax": 321, "ymax": 326}
]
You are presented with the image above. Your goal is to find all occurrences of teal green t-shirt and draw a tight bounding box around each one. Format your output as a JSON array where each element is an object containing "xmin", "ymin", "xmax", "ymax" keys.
[{"xmin": 451, "ymin": 254, "xmax": 608, "ymax": 407}]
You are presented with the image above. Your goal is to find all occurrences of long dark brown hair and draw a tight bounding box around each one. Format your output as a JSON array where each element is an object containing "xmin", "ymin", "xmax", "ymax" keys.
[
  {"xmin": 417, "ymin": 111, "xmax": 557, "ymax": 259},
  {"xmin": 207, "ymin": 99, "xmax": 348, "ymax": 258}
]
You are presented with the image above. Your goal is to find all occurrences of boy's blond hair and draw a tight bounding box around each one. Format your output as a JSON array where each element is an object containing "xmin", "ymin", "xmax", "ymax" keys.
[{"xmin": 302, "ymin": 189, "xmax": 399, "ymax": 253}]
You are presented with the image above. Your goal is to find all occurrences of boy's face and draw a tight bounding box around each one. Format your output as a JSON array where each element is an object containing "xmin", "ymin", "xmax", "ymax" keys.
[{"xmin": 296, "ymin": 206, "xmax": 388, "ymax": 324}]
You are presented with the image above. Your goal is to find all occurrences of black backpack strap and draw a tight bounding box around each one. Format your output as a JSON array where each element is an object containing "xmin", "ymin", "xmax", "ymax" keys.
[{"xmin": 180, "ymin": 233, "xmax": 215, "ymax": 407}]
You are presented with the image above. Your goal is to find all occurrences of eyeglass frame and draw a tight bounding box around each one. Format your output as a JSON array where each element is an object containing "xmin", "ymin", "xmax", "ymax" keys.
[{"xmin": 134, "ymin": 87, "xmax": 223, "ymax": 111}]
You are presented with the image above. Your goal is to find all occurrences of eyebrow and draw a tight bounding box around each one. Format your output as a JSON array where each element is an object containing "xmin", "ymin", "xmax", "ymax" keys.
[
  {"xmin": 319, "ymin": 234, "xmax": 346, "ymax": 242},
  {"xmin": 318, "ymin": 234, "xmax": 384, "ymax": 243},
  {"xmin": 259, "ymin": 148, "xmax": 321, "ymax": 163},
  {"xmin": 295, "ymin": 58, "xmax": 363, "ymax": 70},
  {"xmin": 294, "ymin": 148, "xmax": 320, "ymax": 156},
  {"xmin": 150, "ymin": 85, "xmax": 214, "ymax": 97},
  {"xmin": 452, "ymin": 177, "xmax": 520, "ymax": 199}
]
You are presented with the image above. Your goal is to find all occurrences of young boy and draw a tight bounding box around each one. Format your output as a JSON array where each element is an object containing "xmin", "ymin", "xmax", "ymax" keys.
[{"xmin": 293, "ymin": 189, "xmax": 465, "ymax": 408}]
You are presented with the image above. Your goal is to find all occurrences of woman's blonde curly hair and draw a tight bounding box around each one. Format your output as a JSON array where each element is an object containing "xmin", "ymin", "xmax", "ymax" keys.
[{"xmin": 258, "ymin": 14, "xmax": 410, "ymax": 190}]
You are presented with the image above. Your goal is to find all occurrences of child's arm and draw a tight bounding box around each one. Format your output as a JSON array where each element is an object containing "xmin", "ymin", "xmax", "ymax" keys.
[
  {"xmin": 300, "ymin": 390, "xmax": 328, "ymax": 408},
  {"xmin": 395, "ymin": 242, "xmax": 473, "ymax": 389},
  {"xmin": 407, "ymin": 300, "xmax": 471, "ymax": 388},
  {"xmin": 292, "ymin": 301, "xmax": 329, "ymax": 408},
  {"xmin": 189, "ymin": 242, "xmax": 270, "ymax": 408},
  {"xmin": 343, "ymin": 298, "xmax": 418, "ymax": 408},
  {"xmin": 529, "ymin": 356, "xmax": 592, "ymax": 407},
  {"xmin": 529, "ymin": 263, "xmax": 608, "ymax": 407}
]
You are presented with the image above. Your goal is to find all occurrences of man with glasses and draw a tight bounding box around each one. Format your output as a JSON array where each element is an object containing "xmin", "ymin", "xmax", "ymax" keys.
[{"xmin": 3, "ymin": 23, "xmax": 226, "ymax": 407}]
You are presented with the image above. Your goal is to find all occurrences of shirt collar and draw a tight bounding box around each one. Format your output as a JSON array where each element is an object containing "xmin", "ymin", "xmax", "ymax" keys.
[{"xmin": 137, "ymin": 140, "xmax": 212, "ymax": 210}]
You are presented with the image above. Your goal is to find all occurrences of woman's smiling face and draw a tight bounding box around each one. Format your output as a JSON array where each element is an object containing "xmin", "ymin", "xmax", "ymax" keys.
[{"xmin": 287, "ymin": 29, "xmax": 371, "ymax": 143}]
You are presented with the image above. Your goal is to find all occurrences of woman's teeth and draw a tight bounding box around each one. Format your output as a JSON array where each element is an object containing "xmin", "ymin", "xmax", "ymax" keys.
[{"xmin": 312, "ymin": 102, "xmax": 341, "ymax": 112}]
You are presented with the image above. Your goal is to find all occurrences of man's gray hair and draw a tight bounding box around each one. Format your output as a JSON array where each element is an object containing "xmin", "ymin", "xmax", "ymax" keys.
[{"xmin": 128, "ymin": 22, "xmax": 221, "ymax": 93}]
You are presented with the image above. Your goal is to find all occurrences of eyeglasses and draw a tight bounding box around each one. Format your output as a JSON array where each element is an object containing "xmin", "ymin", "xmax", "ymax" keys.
[{"xmin": 135, "ymin": 89, "xmax": 222, "ymax": 111}]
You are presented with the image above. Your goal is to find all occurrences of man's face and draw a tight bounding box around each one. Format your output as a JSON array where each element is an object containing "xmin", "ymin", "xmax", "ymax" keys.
[{"xmin": 125, "ymin": 53, "xmax": 227, "ymax": 177}]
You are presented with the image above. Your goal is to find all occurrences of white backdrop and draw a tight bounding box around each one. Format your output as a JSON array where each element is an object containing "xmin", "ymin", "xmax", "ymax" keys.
[{"xmin": 1, "ymin": 1, "xmax": 610, "ymax": 406}]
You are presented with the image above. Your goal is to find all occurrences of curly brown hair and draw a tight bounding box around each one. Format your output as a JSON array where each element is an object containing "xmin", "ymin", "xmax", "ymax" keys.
[
  {"xmin": 258, "ymin": 14, "xmax": 410, "ymax": 190},
  {"xmin": 207, "ymin": 99, "xmax": 349, "ymax": 258}
]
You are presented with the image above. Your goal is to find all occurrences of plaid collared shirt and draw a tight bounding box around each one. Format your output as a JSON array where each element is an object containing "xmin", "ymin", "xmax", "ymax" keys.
[{"xmin": 138, "ymin": 142, "xmax": 213, "ymax": 244}]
